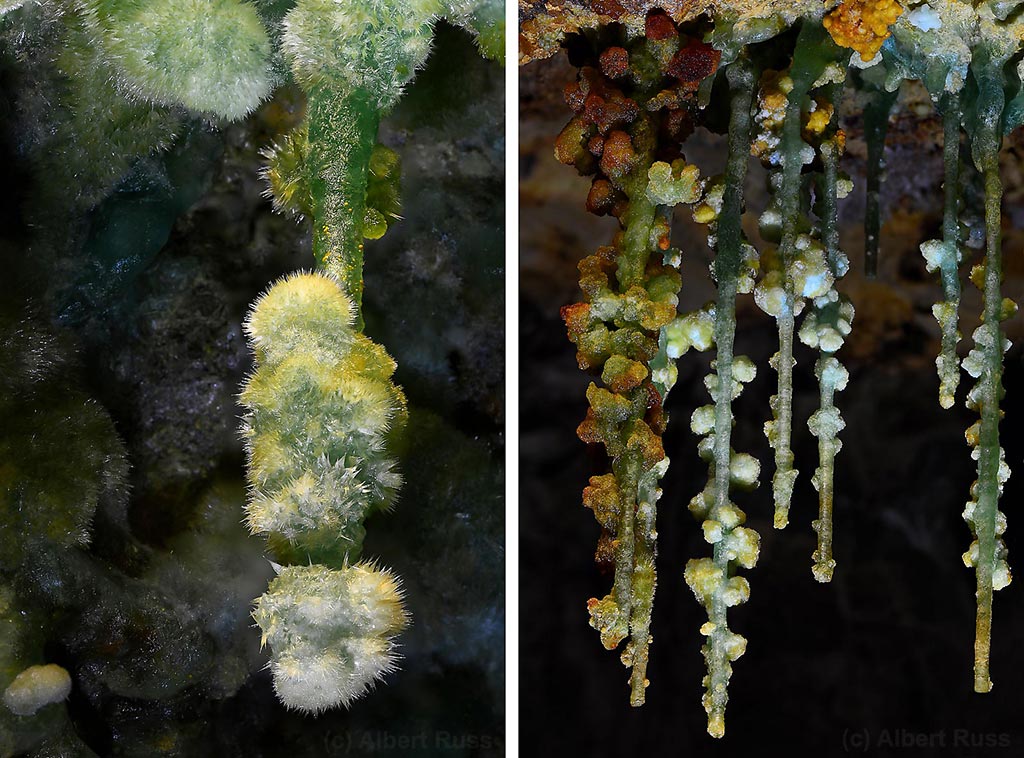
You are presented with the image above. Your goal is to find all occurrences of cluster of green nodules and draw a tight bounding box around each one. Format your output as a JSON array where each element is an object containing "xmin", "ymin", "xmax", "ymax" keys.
[
  {"xmin": 262, "ymin": 125, "xmax": 403, "ymax": 241},
  {"xmin": 240, "ymin": 270, "xmax": 410, "ymax": 712}
]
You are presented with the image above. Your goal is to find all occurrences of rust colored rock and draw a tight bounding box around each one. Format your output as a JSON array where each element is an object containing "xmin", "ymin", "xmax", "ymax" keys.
[
  {"xmin": 594, "ymin": 533, "xmax": 617, "ymax": 571},
  {"xmin": 667, "ymin": 38, "xmax": 721, "ymax": 84},
  {"xmin": 586, "ymin": 178, "xmax": 617, "ymax": 215},
  {"xmin": 576, "ymin": 409, "xmax": 601, "ymax": 444},
  {"xmin": 561, "ymin": 301, "xmax": 593, "ymax": 339},
  {"xmin": 590, "ymin": 0, "xmax": 627, "ymax": 16},
  {"xmin": 554, "ymin": 116, "xmax": 597, "ymax": 173},
  {"xmin": 564, "ymin": 80, "xmax": 588, "ymax": 112},
  {"xmin": 599, "ymin": 130, "xmax": 638, "ymax": 181},
  {"xmin": 645, "ymin": 11, "xmax": 678, "ymax": 41},
  {"xmin": 599, "ymin": 46, "xmax": 630, "ymax": 79},
  {"xmin": 584, "ymin": 92, "xmax": 640, "ymax": 133},
  {"xmin": 583, "ymin": 473, "xmax": 621, "ymax": 530},
  {"xmin": 518, "ymin": 1, "xmax": 710, "ymax": 64},
  {"xmin": 663, "ymin": 107, "xmax": 694, "ymax": 143}
]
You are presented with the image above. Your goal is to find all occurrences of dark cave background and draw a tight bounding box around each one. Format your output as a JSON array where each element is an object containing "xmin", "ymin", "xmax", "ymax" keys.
[{"xmin": 520, "ymin": 49, "xmax": 1024, "ymax": 758}]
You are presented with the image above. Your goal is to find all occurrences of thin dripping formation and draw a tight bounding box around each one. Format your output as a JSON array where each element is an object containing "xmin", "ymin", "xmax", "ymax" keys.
[
  {"xmin": 557, "ymin": 12, "xmax": 714, "ymax": 704},
  {"xmin": 532, "ymin": 0, "xmax": 1024, "ymax": 737}
]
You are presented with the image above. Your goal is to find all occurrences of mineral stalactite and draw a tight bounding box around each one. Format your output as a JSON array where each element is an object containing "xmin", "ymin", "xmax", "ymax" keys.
[{"xmin": 527, "ymin": 0, "xmax": 1024, "ymax": 736}]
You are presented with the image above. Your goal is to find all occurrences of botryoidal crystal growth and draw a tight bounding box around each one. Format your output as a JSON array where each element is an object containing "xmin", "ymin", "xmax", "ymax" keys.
[
  {"xmin": 556, "ymin": 14, "xmax": 716, "ymax": 705},
  {"xmin": 241, "ymin": 0, "xmax": 503, "ymax": 714},
  {"xmin": 530, "ymin": 0, "xmax": 1024, "ymax": 738}
]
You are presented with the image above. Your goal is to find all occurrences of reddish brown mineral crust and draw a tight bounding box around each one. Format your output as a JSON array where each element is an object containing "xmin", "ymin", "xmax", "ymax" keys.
[
  {"xmin": 645, "ymin": 10, "xmax": 678, "ymax": 41},
  {"xmin": 667, "ymin": 39, "xmax": 721, "ymax": 85},
  {"xmin": 600, "ymin": 46, "xmax": 630, "ymax": 78},
  {"xmin": 518, "ymin": 0, "xmax": 708, "ymax": 64},
  {"xmin": 586, "ymin": 178, "xmax": 618, "ymax": 214}
]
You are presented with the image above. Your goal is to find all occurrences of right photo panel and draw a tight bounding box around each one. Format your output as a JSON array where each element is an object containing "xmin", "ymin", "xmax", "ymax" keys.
[{"xmin": 521, "ymin": 1, "xmax": 1024, "ymax": 754}]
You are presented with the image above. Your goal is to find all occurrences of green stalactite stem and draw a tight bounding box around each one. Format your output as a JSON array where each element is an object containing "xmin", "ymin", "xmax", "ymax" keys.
[
  {"xmin": 771, "ymin": 23, "xmax": 831, "ymax": 529},
  {"xmin": 812, "ymin": 370, "xmax": 838, "ymax": 582},
  {"xmin": 625, "ymin": 201, "xmax": 676, "ymax": 707},
  {"xmin": 863, "ymin": 86, "xmax": 898, "ymax": 278},
  {"xmin": 307, "ymin": 86, "xmax": 380, "ymax": 329},
  {"xmin": 771, "ymin": 313, "xmax": 795, "ymax": 528},
  {"xmin": 621, "ymin": 139, "xmax": 661, "ymax": 708},
  {"xmin": 610, "ymin": 449, "xmax": 640, "ymax": 653},
  {"xmin": 969, "ymin": 51, "xmax": 1007, "ymax": 694},
  {"xmin": 820, "ymin": 139, "xmax": 840, "ymax": 270},
  {"xmin": 616, "ymin": 123, "xmax": 658, "ymax": 291},
  {"xmin": 938, "ymin": 91, "xmax": 963, "ymax": 408},
  {"xmin": 941, "ymin": 93, "xmax": 962, "ymax": 302},
  {"xmin": 812, "ymin": 141, "xmax": 841, "ymax": 582},
  {"xmin": 706, "ymin": 56, "xmax": 755, "ymax": 739},
  {"xmin": 974, "ymin": 158, "xmax": 1003, "ymax": 694}
]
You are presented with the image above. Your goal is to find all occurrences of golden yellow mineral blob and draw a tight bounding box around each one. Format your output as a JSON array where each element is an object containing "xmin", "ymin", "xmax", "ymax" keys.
[{"xmin": 823, "ymin": 0, "xmax": 904, "ymax": 62}]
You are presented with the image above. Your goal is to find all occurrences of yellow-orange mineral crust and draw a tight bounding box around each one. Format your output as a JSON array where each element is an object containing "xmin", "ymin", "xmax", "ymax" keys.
[{"xmin": 823, "ymin": 0, "xmax": 903, "ymax": 61}]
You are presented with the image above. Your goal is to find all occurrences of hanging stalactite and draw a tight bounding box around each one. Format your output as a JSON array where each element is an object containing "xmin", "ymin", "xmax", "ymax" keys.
[
  {"xmin": 802, "ymin": 74, "xmax": 854, "ymax": 583},
  {"xmin": 526, "ymin": 0, "xmax": 1024, "ymax": 736},
  {"xmin": 961, "ymin": 36, "xmax": 1015, "ymax": 694},
  {"xmin": 684, "ymin": 54, "xmax": 760, "ymax": 739},
  {"xmin": 557, "ymin": 13, "xmax": 719, "ymax": 705}
]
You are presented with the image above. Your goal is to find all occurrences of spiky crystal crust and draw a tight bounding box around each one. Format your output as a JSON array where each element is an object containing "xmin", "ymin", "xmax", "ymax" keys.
[
  {"xmin": 252, "ymin": 563, "xmax": 408, "ymax": 712},
  {"xmin": 84, "ymin": 0, "xmax": 273, "ymax": 120},
  {"xmin": 261, "ymin": 125, "xmax": 313, "ymax": 219},
  {"xmin": 281, "ymin": 0, "xmax": 437, "ymax": 110},
  {"xmin": 240, "ymin": 271, "xmax": 406, "ymax": 561},
  {"xmin": 442, "ymin": 0, "xmax": 505, "ymax": 61}
]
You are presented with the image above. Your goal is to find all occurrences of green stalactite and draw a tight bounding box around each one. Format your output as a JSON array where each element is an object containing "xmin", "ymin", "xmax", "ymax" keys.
[
  {"xmin": 797, "ymin": 68, "xmax": 854, "ymax": 583},
  {"xmin": 244, "ymin": 0, "xmax": 504, "ymax": 713},
  {"xmin": 861, "ymin": 77, "xmax": 898, "ymax": 278},
  {"xmin": 557, "ymin": 17, "xmax": 713, "ymax": 705},
  {"xmin": 921, "ymin": 92, "xmax": 964, "ymax": 409},
  {"xmin": 753, "ymin": 22, "xmax": 839, "ymax": 529},
  {"xmin": 307, "ymin": 88, "xmax": 381, "ymax": 322},
  {"xmin": 961, "ymin": 41, "xmax": 1014, "ymax": 694},
  {"xmin": 685, "ymin": 56, "xmax": 759, "ymax": 739}
]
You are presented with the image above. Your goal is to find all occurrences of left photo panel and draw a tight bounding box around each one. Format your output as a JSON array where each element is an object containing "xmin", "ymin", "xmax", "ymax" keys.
[{"xmin": 0, "ymin": 2, "xmax": 505, "ymax": 755}]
